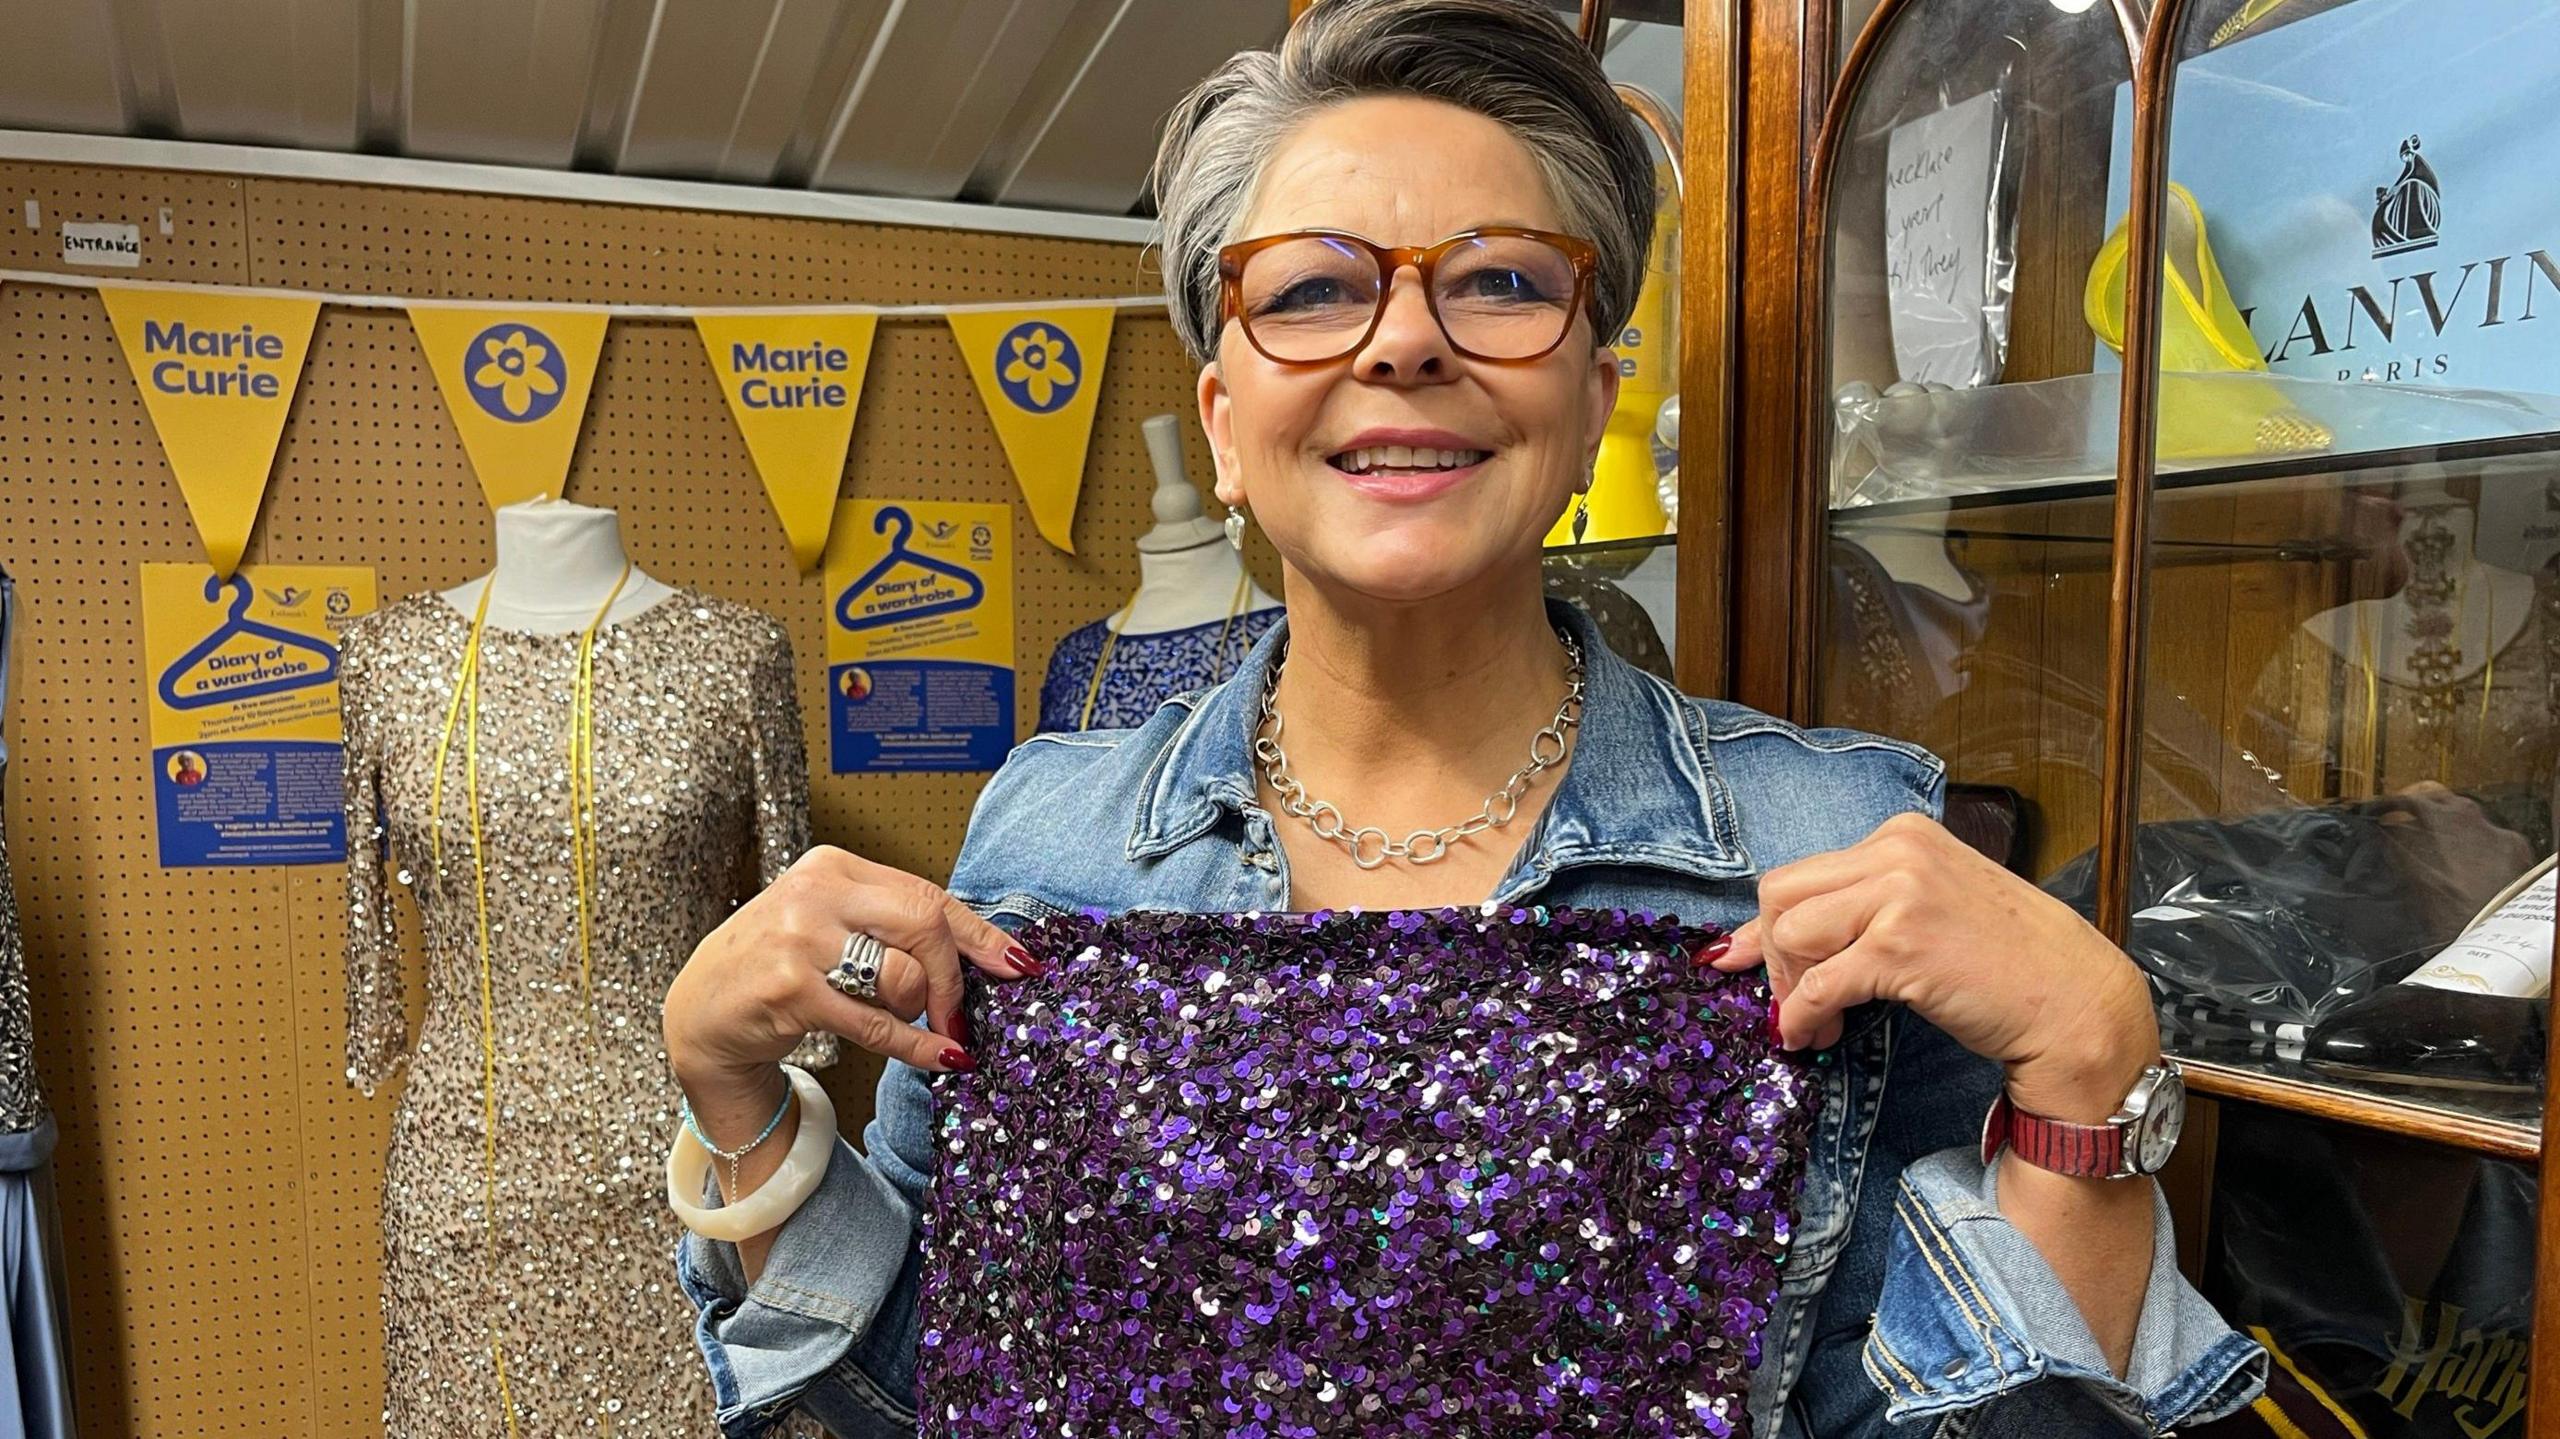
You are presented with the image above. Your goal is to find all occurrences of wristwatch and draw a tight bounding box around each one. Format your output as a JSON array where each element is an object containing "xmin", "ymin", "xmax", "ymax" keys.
[{"xmin": 1979, "ymin": 1060, "xmax": 2186, "ymax": 1179}]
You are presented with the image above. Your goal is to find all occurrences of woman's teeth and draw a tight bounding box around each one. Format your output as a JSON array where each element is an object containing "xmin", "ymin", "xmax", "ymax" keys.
[{"xmin": 1333, "ymin": 446, "xmax": 1491, "ymax": 475}]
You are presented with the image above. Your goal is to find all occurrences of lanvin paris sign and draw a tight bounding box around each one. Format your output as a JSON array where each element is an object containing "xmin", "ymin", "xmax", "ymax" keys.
[{"xmin": 2103, "ymin": 0, "xmax": 2560, "ymax": 397}]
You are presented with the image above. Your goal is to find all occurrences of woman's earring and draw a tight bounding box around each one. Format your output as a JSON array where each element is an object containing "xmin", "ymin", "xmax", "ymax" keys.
[
  {"xmin": 1570, "ymin": 487, "xmax": 1591, "ymax": 545},
  {"xmin": 1224, "ymin": 505, "xmax": 1249, "ymax": 552}
]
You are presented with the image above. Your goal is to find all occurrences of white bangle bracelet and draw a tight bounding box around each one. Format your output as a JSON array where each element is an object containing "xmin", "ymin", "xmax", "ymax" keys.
[{"xmin": 666, "ymin": 1064, "xmax": 836, "ymax": 1243}]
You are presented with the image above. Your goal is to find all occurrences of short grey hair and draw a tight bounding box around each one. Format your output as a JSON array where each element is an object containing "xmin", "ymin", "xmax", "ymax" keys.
[{"xmin": 1147, "ymin": 0, "xmax": 1657, "ymax": 362}]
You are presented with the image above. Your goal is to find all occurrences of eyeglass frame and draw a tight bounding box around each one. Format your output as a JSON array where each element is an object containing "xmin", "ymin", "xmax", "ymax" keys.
[{"xmin": 1215, "ymin": 226, "xmax": 1603, "ymax": 367}]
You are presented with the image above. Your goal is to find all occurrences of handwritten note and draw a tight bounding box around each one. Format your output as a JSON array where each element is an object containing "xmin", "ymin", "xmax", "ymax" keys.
[{"xmin": 1885, "ymin": 91, "xmax": 2004, "ymax": 387}]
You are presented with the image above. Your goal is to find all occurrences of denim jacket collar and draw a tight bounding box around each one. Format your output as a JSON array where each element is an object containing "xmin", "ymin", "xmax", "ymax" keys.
[{"xmin": 1126, "ymin": 600, "xmax": 1753, "ymax": 886}]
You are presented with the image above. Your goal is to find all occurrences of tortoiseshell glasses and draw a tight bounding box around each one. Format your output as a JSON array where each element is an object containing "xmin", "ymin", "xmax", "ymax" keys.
[{"xmin": 1216, "ymin": 227, "xmax": 1601, "ymax": 366}]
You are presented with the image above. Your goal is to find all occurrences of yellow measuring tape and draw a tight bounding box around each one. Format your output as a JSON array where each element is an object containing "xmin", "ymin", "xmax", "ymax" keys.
[
  {"xmin": 568, "ymin": 566, "xmax": 630, "ymax": 1043},
  {"xmin": 427, "ymin": 565, "xmax": 630, "ymax": 1437}
]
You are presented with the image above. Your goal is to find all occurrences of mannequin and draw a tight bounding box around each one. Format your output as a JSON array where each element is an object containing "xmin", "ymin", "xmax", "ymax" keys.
[
  {"xmin": 1035, "ymin": 416, "xmax": 1282, "ymax": 733},
  {"xmin": 2239, "ymin": 478, "xmax": 2557, "ymax": 835},
  {"xmin": 2300, "ymin": 483, "xmax": 2534, "ymax": 690},
  {"xmin": 342, "ymin": 501, "xmax": 829, "ymax": 1436},
  {"xmin": 440, "ymin": 496, "xmax": 677, "ymax": 633},
  {"xmin": 1122, "ymin": 414, "xmax": 1279, "ymax": 631}
]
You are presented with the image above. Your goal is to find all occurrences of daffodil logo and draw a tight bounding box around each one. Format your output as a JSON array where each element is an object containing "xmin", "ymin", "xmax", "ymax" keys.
[
  {"xmin": 463, "ymin": 323, "xmax": 569, "ymax": 423},
  {"xmin": 993, "ymin": 321, "xmax": 1081, "ymax": 414}
]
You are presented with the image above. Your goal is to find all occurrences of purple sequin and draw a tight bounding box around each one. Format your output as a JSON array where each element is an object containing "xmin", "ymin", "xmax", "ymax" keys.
[{"xmin": 918, "ymin": 907, "xmax": 1818, "ymax": 1437}]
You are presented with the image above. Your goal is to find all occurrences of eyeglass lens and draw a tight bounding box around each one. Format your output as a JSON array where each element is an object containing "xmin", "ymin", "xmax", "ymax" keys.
[{"xmin": 1235, "ymin": 234, "xmax": 1579, "ymax": 362}]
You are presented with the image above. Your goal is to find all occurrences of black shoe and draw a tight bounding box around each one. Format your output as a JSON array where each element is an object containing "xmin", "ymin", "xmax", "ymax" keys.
[{"xmin": 2304, "ymin": 984, "xmax": 2547, "ymax": 1094}]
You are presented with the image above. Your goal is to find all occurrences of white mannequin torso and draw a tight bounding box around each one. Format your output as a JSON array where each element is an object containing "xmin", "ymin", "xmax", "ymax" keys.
[
  {"xmin": 441, "ymin": 498, "xmax": 677, "ymax": 634},
  {"xmin": 1118, "ymin": 413, "xmax": 1279, "ymax": 635},
  {"xmin": 1117, "ymin": 538, "xmax": 1280, "ymax": 635}
]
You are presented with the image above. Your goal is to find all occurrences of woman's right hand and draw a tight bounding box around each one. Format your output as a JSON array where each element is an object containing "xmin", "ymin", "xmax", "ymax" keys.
[{"xmin": 663, "ymin": 844, "xmax": 1041, "ymax": 1091}]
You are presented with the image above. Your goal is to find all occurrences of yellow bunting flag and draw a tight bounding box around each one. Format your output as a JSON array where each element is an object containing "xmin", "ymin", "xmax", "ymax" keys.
[
  {"xmin": 694, "ymin": 313, "xmax": 879, "ymax": 571},
  {"xmin": 100, "ymin": 288, "xmax": 321, "ymax": 578},
  {"xmin": 407, "ymin": 306, "xmax": 611, "ymax": 510},
  {"xmin": 947, "ymin": 306, "xmax": 1115, "ymax": 554}
]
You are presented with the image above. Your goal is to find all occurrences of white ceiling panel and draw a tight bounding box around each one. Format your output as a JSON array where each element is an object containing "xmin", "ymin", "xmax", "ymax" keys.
[
  {"xmin": 0, "ymin": 0, "xmax": 1635, "ymax": 226},
  {"xmin": 614, "ymin": 0, "xmax": 870, "ymax": 181},
  {"xmin": 403, "ymin": 0, "xmax": 615, "ymax": 167},
  {"xmin": 806, "ymin": 0, "xmax": 1093, "ymax": 200},
  {"xmin": 160, "ymin": 0, "xmax": 361, "ymax": 148},
  {"xmin": 987, "ymin": 0, "xmax": 1283, "ymax": 213},
  {"xmin": 0, "ymin": 0, "xmax": 127, "ymax": 134}
]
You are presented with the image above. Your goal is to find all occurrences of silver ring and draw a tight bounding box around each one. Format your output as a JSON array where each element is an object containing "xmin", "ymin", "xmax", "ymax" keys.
[{"xmin": 828, "ymin": 930, "xmax": 887, "ymax": 1003}]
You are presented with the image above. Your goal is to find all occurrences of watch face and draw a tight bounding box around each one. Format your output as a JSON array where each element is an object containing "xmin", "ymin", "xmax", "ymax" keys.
[{"xmin": 2132, "ymin": 1068, "xmax": 2186, "ymax": 1174}]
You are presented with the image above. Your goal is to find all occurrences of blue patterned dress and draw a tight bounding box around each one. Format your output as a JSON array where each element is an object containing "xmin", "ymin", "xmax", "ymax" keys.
[{"xmin": 1035, "ymin": 608, "xmax": 1284, "ymax": 734}]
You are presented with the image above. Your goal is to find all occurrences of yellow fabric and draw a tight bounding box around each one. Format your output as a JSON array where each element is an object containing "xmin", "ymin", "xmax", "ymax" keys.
[
  {"xmin": 2084, "ymin": 182, "xmax": 2333, "ymax": 462},
  {"xmin": 1548, "ymin": 157, "xmax": 1677, "ymax": 547},
  {"xmin": 947, "ymin": 308, "xmax": 1117, "ymax": 554},
  {"xmin": 2211, "ymin": 0, "xmax": 2299, "ymax": 47},
  {"xmin": 568, "ymin": 566, "xmax": 632, "ymax": 1041}
]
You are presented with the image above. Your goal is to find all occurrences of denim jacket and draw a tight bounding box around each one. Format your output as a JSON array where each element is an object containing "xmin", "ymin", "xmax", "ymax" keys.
[{"xmin": 678, "ymin": 602, "xmax": 2264, "ymax": 1438}]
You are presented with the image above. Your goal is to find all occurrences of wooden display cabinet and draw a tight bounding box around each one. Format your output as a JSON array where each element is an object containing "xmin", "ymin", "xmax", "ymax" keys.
[{"xmin": 1711, "ymin": 0, "xmax": 2560, "ymax": 1430}]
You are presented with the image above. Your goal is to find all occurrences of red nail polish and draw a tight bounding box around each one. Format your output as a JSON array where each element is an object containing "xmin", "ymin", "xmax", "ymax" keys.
[
  {"xmin": 1006, "ymin": 944, "xmax": 1048, "ymax": 977},
  {"xmin": 1767, "ymin": 998, "xmax": 1787, "ymax": 1049},
  {"xmin": 940, "ymin": 1047, "xmax": 978, "ymax": 1073},
  {"xmin": 1694, "ymin": 936, "xmax": 1733, "ymax": 967},
  {"xmin": 950, "ymin": 1008, "xmax": 973, "ymax": 1051}
]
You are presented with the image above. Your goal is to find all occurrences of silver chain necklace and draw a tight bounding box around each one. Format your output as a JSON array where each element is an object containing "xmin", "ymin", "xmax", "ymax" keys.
[{"xmin": 1253, "ymin": 629, "xmax": 1586, "ymax": 869}]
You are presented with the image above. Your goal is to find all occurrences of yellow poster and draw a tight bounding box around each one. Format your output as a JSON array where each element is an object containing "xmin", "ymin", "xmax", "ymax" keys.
[
  {"xmin": 408, "ymin": 306, "xmax": 611, "ymax": 509},
  {"xmin": 821, "ymin": 499, "xmax": 1013, "ymax": 773},
  {"xmin": 139, "ymin": 562, "xmax": 376, "ymax": 867},
  {"xmin": 947, "ymin": 306, "xmax": 1115, "ymax": 554},
  {"xmin": 694, "ymin": 312, "xmax": 879, "ymax": 570},
  {"xmin": 99, "ymin": 287, "xmax": 322, "ymax": 578}
]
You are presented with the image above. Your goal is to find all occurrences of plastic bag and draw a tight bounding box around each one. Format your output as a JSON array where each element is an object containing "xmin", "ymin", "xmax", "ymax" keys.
[{"xmin": 2043, "ymin": 803, "xmax": 2445, "ymax": 1038}]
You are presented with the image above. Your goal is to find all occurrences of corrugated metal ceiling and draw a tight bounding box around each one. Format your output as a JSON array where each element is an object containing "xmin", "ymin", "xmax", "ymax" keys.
[{"xmin": 0, "ymin": 0, "xmax": 1682, "ymax": 218}]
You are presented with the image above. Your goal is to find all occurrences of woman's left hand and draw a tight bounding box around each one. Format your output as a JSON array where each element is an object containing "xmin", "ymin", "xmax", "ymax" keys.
[{"xmin": 1711, "ymin": 812, "xmax": 2159, "ymax": 1122}]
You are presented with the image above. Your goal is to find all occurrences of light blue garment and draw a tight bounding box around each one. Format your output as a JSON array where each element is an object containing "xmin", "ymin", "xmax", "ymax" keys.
[
  {"xmin": 0, "ymin": 1120, "xmax": 71, "ymax": 1439},
  {"xmin": 678, "ymin": 602, "xmax": 2265, "ymax": 1438}
]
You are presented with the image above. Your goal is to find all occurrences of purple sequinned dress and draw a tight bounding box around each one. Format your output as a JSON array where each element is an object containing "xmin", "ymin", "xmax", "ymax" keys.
[{"xmin": 919, "ymin": 907, "xmax": 1818, "ymax": 1437}]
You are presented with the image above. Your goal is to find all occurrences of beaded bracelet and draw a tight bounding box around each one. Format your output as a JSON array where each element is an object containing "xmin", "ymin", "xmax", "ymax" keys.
[
  {"xmin": 682, "ymin": 1079, "xmax": 795, "ymax": 1198},
  {"xmin": 667, "ymin": 1065, "xmax": 837, "ymax": 1244}
]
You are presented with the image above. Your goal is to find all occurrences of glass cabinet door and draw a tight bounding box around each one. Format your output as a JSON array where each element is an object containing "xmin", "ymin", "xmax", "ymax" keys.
[
  {"xmin": 2128, "ymin": 3, "xmax": 2552, "ymax": 1431},
  {"xmin": 1813, "ymin": 0, "xmax": 2136, "ymax": 884},
  {"xmin": 2130, "ymin": 0, "xmax": 2554, "ymax": 1148},
  {"xmin": 1815, "ymin": 0, "xmax": 2552, "ymax": 1429}
]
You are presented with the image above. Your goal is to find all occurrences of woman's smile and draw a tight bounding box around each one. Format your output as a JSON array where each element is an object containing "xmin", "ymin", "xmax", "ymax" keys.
[{"xmin": 1323, "ymin": 425, "xmax": 1497, "ymax": 502}]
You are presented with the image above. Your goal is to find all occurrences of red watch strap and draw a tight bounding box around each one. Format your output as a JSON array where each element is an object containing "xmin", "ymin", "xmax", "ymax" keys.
[{"xmin": 1980, "ymin": 1091, "xmax": 2129, "ymax": 1177}]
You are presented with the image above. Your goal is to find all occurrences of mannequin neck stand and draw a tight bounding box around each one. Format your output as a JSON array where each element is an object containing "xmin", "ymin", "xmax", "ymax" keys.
[
  {"xmin": 441, "ymin": 498, "xmax": 677, "ymax": 634},
  {"xmin": 1120, "ymin": 537, "xmax": 1279, "ymax": 636},
  {"xmin": 2305, "ymin": 499, "xmax": 2535, "ymax": 688}
]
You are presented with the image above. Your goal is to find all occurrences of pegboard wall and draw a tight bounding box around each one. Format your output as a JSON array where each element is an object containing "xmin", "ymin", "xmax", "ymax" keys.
[{"xmin": 0, "ymin": 160, "xmax": 1241, "ymax": 1438}]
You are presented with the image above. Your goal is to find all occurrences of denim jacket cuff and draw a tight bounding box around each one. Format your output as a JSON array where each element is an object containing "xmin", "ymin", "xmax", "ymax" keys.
[
  {"xmin": 675, "ymin": 1137, "xmax": 921, "ymax": 1439},
  {"xmin": 1863, "ymin": 1148, "xmax": 2265, "ymax": 1432}
]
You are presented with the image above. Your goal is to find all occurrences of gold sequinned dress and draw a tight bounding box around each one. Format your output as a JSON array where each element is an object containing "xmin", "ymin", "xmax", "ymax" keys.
[{"xmin": 339, "ymin": 589, "xmax": 834, "ymax": 1438}]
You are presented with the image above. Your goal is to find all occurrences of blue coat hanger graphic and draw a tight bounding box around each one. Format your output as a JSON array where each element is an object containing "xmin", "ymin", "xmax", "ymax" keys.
[
  {"xmin": 157, "ymin": 573, "xmax": 341, "ymax": 711},
  {"xmin": 835, "ymin": 506, "xmax": 986, "ymax": 633}
]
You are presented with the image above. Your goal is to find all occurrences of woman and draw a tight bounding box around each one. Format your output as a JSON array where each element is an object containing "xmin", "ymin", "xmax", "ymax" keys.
[{"xmin": 663, "ymin": 2, "xmax": 2262, "ymax": 1433}]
